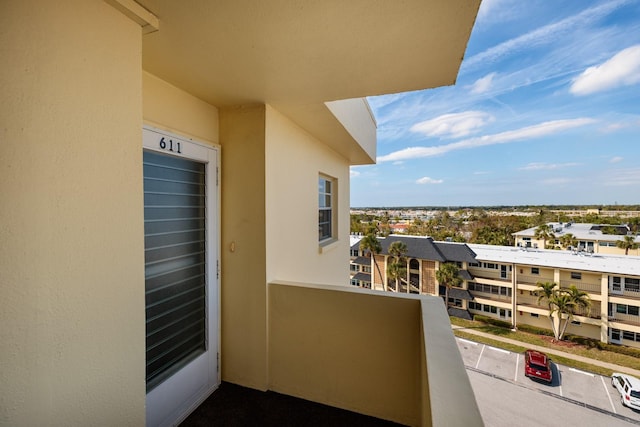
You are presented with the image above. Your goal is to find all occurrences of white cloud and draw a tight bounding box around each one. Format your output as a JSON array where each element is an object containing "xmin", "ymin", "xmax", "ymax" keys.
[
  {"xmin": 350, "ymin": 169, "xmax": 361, "ymax": 178},
  {"xmin": 470, "ymin": 73, "xmax": 497, "ymax": 94},
  {"xmin": 602, "ymin": 168, "xmax": 640, "ymax": 186},
  {"xmin": 416, "ymin": 177, "xmax": 443, "ymax": 185},
  {"xmin": 541, "ymin": 178, "xmax": 574, "ymax": 185},
  {"xmin": 571, "ymin": 45, "xmax": 640, "ymax": 95},
  {"xmin": 463, "ymin": 0, "xmax": 630, "ymax": 72},
  {"xmin": 410, "ymin": 111, "xmax": 494, "ymax": 139},
  {"xmin": 378, "ymin": 118, "xmax": 595, "ymax": 163},
  {"xmin": 519, "ymin": 162, "xmax": 580, "ymax": 171},
  {"xmin": 609, "ymin": 156, "xmax": 624, "ymax": 163}
]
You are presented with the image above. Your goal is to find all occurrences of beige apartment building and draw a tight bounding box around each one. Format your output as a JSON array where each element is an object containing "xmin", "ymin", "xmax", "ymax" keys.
[
  {"xmin": 352, "ymin": 235, "xmax": 640, "ymax": 349},
  {"xmin": 513, "ymin": 222, "xmax": 640, "ymax": 256},
  {"xmin": 1, "ymin": 1, "xmax": 483, "ymax": 426}
]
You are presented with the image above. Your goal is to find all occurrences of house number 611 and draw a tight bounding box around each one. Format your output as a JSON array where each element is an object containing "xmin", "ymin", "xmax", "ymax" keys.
[{"xmin": 159, "ymin": 137, "xmax": 182, "ymax": 154}]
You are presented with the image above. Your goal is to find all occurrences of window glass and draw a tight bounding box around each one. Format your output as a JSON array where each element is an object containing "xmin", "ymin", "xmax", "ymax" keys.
[
  {"xmin": 617, "ymin": 304, "xmax": 628, "ymax": 314},
  {"xmin": 571, "ymin": 272, "xmax": 582, "ymax": 280},
  {"xmin": 318, "ymin": 175, "xmax": 335, "ymax": 242},
  {"xmin": 531, "ymin": 267, "xmax": 539, "ymax": 275},
  {"xmin": 629, "ymin": 306, "xmax": 639, "ymax": 316}
]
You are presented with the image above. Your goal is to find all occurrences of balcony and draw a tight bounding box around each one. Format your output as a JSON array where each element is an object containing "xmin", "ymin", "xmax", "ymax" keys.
[
  {"xmin": 223, "ymin": 281, "xmax": 482, "ymax": 427},
  {"xmin": 559, "ymin": 280, "xmax": 601, "ymax": 295}
]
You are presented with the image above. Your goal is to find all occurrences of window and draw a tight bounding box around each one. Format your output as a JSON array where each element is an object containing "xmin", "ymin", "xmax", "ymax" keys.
[
  {"xmin": 616, "ymin": 304, "xmax": 640, "ymax": 316},
  {"xmin": 318, "ymin": 175, "xmax": 335, "ymax": 242},
  {"xmin": 570, "ymin": 272, "xmax": 582, "ymax": 280},
  {"xmin": 531, "ymin": 267, "xmax": 539, "ymax": 275},
  {"xmin": 623, "ymin": 331, "xmax": 636, "ymax": 341},
  {"xmin": 530, "ymin": 313, "xmax": 539, "ymax": 318},
  {"xmin": 626, "ymin": 278, "xmax": 640, "ymax": 292},
  {"xmin": 448, "ymin": 298, "xmax": 462, "ymax": 307}
]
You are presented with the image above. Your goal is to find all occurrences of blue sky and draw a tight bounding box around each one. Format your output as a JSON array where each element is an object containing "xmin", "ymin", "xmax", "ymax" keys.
[{"xmin": 351, "ymin": 0, "xmax": 640, "ymax": 207}]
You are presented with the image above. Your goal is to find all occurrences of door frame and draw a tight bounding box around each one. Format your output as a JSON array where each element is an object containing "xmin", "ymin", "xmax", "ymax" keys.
[{"xmin": 142, "ymin": 125, "xmax": 221, "ymax": 427}]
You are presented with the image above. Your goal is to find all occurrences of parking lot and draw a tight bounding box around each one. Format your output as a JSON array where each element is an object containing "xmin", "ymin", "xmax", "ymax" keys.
[{"xmin": 456, "ymin": 337, "xmax": 640, "ymax": 425}]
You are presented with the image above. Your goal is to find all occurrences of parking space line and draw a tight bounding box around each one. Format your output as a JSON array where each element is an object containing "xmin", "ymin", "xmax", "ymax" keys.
[
  {"xmin": 459, "ymin": 338, "xmax": 478, "ymax": 346},
  {"xmin": 514, "ymin": 353, "xmax": 519, "ymax": 382},
  {"xmin": 602, "ymin": 375, "xmax": 616, "ymax": 414},
  {"xmin": 570, "ymin": 368, "xmax": 595, "ymax": 377},
  {"xmin": 487, "ymin": 347, "xmax": 510, "ymax": 354},
  {"xmin": 475, "ymin": 344, "xmax": 486, "ymax": 369},
  {"xmin": 559, "ymin": 385, "xmax": 563, "ymax": 397}
]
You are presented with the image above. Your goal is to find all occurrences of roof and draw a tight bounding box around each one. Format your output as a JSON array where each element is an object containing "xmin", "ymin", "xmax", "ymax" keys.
[
  {"xmin": 525, "ymin": 349, "xmax": 549, "ymax": 365},
  {"xmin": 458, "ymin": 270, "xmax": 474, "ymax": 281},
  {"xmin": 449, "ymin": 288, "xmax": 474, "ymax": 301},
  {"xmin": 469, "ymin": 243, "xmax": 640, "ymax": 277},
  {"xmin": 352, "ymin": 272, "xmax": 371, "ymax": 282},
  {"xmin": 514, "ymin": 222, "xmax": 640, "ymax": 244},
  {"xmin": 379, "ymin": 235, "xmax": 476, "ymax": 263},
  {"xmin": 351, "ymin": 256, "xmax": 371, "ymax": 266},
  {"xmin": 435, "ymin": 242, "xmax": 477, "ymax": 264},
  {"xmin": 447, "ymin": 307, "xmax": 473, "ymax": 321}
]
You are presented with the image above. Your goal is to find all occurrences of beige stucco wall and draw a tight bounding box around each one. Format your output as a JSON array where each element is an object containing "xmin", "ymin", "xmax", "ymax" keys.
[
  {"xmin": 142, "ymin": 71, "xmax": 219, "ymax": 144},
  {"xmin": 265, "ymin": 106, "xmax": 351, "ymax": 286},
  {"xmin": 269, "ymin": 282, "xmax": 421, "ymax": 426},
  {"xmin": 0, "ymin": 1, "xmax": 145, "ymax": 425},
  {"xmin": 219, "ymin": 105, "xmax": 269, "ymax": 389}
]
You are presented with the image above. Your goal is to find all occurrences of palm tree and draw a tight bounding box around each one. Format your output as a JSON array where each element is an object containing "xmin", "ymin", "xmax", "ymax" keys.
[
  {"xmin": 534, "ymin": 224, "xmax": 555, "ymax": 249},
  {"xmin": 559, "ymin": 233, "xmax": 578, "ymax": 250},
  {"xmin": 436, "ymin": 262, "xmax": 462, "ymax": 308},
  {"xmin": 387, "ymin": 241, "xmax": 408, "ymax": 292},
  {"xmin": 616, "ymin": 235, "xmax": 639, "ymax": 255},
  {"xmin": 359, "ymin": 233, "xmax": 383, "ymax": 291},
  {"xmin": 537, "ymin": 282, "xmax": 591, "ymax": 340},
  {"xmin": 549, "ymin": 292, "xmax": 576, "ymax": 341},
  {"xmin": 536, "ymin": 281, "xmax": 559, "ymax": 338}
]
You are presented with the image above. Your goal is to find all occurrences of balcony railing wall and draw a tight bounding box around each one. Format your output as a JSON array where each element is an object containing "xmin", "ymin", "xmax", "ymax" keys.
[{"xmin": 268, "ymin": 281, "xmax": 483, "ymax": 427}]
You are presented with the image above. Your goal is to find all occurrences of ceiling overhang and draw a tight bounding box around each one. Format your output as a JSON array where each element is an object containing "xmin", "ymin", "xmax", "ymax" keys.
[{"xmin": 135, "ymin": 0, "xmax": 481, "ymax": 163}]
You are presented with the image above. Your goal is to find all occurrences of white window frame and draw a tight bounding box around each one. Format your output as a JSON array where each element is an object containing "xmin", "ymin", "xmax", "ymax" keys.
[{"xmin": 318, "ymin": 174, "xmax": 337, "ymax": 245}]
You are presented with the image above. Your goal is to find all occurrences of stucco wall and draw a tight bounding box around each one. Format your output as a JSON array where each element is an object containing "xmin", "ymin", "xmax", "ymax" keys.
[
  {"xmin": 142, "ymin": 71, "xmax": 219, "ymax": 144},
  {"xmin": 219, "ymin": 105, "xmax": 269, "ymax": 390},
  {"xmin": 264, "ymin": 106, "xmax": 351, "ymax": 286},
  {"xmin": 269, "ymin": 283, "xmax": 421, "ymax": 426},
  {"xmin": 0, "ymin": 1, "xmax": 145, "ymax": 425}
]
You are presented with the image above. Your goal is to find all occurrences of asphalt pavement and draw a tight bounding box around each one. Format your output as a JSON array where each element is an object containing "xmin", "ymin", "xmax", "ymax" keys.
[{"xmin": 452, "ymin": 324, "xmax": 640, "ymax": 377}]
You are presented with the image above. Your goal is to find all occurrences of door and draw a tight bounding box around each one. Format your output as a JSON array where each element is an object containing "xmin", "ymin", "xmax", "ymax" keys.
[{"xmin": 143, "ymin": 127, "xmax": 220, "ymax": 427}]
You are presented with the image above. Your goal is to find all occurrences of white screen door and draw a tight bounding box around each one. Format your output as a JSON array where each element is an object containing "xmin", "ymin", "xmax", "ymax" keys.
[{"xmin": 143, "ymin": 127, "xmax": 220, "ymax": 427}]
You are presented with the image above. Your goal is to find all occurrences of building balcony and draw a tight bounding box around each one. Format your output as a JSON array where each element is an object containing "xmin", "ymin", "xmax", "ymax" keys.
[
  {"xmin": 559, "ymin": 280, "xmax": 601, "ymax": 295},
  {"xmin": 211, "ymin": 281, "xmax": 482, "ymax": 427}
]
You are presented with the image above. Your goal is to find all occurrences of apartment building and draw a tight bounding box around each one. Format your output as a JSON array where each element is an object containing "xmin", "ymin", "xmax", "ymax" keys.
[
  {"xmin": 350, "ymin": 235, "xmax": 478, "ymax": 319},
  {"xmin": 2, "ymin": 1, "xmax": 482, "ymax": 426},
  {"xmin": 352, "ymin": 235, "xmax": 640, "ymax": 349},
  {"xmin": 514, "ymin": 222, "xmax": 640, "ymax": 256}
]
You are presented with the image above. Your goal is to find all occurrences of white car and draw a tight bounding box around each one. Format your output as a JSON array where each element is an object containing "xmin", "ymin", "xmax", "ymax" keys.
[{"xmin": 612, "ymin": 373, "xmax": 640, "ymax": 410}]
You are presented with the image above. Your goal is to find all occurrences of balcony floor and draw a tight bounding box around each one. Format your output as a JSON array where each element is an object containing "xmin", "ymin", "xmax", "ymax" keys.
[{"xmin": 180, "ymin": 382, "xmax": 406, "ymax": 427}]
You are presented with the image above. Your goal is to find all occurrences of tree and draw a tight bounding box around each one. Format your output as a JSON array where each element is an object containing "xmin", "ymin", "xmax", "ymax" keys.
[
  {"xmin": 387, "ymin": 241, "xmax": 408, "ymax": 292},
  {"xmin": 534, "ymin": 224, "xmax": 555, "ymax": 249},
  {"xmin": 536, "ymin": 281, "xmax": 559, "ymax": 339},
  {"xmin": 616, "ymin": 235, "xmax": 639, "ymax": 255},
  {"xmin": 537, "ymin": 282, "xmax": 591, "ymax": 340},
  {"xmin": 559, "ymin": 233, "xmax": 578, "ymax": 250},
  {"xmin": 359, "ymin": 233, "xmax": 383, "ymax": 291},
  {"xmin": 436, "ymin": 262, "xmax": 462, "ymax": 309}
]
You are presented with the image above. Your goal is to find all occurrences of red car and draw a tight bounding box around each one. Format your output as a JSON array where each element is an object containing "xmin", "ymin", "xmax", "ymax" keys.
[{"xmin": 524, "ymin": 349, "xmax": 552, "ymax": 383}]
